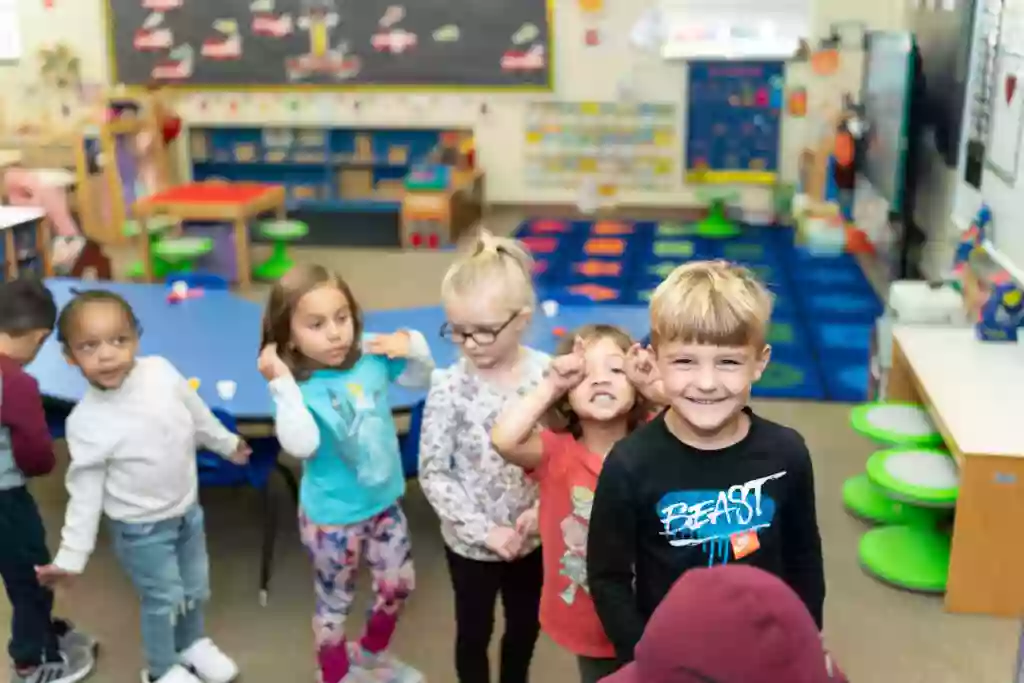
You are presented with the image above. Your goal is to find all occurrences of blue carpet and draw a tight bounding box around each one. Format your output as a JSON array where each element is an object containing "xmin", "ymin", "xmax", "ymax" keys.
[{"xmin": 514, "ymin": 218, "xmax": 881, "ymax": 402}]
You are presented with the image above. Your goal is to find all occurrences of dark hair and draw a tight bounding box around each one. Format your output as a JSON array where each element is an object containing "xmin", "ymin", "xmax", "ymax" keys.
[
  {"xmin": 56, "ymin": 289, "xmax": 142, "ymax": 346},
  {"xmin": 260, "ymin": 264, "xmax": 363, "ymax": 381},
  {"xmin": 0, "ymin": 277, "xmax": 57, "ymax": 335},
  {"xmin": 548, "ymin": 324, "xmax": 650, "ymax": 438}
]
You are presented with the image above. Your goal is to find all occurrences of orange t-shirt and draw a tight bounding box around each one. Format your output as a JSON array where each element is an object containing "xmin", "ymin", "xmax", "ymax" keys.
[{"xmin": 529, "ymin": 430, "xmax": 616, "ymax": 658}]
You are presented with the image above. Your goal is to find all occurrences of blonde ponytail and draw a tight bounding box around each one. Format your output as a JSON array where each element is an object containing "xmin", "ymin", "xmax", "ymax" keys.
[{"xmin": 441, "ymin": 227, "xmax": 537, "ymax": 311}]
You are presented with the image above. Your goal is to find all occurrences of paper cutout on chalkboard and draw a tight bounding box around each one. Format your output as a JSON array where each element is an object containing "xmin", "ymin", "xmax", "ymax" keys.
[
  {"xmin": 202, "ymin": 22, "xmax": 243, "ymax": 60},
  {"xmin": 512, "ymin": 23, "xmax": 540, "ymax": 45},
  {"xmin": 371, "ymin": 29, "xmax": 418, "ymax": 54},
  {"xmin": 152, "ymin": 44, "xmax": 194, "ymax": 80},
  {"xmin": 143, "ymin": 12, "xmax": 164, "ymax": 29},
  {"xmin": 135, "ymin": 13, "xmax": 173, "ymax": 51},
  {"xmin": 379, "ymin": 5, "xmax": 406, "ymax": 28},
  {"xmin": 433, "ymin": 25, "xmax": 460, "ymax": 42},
  {"xmin": 250, "ymin": 0, "xmax": 274, "ymax": 10},
  {"xmin": 501, "ymin": 44, "xmax": 545, "ymax": 71},
  {"xmin": 142, "ymin": 0, "xmax": 182, "ymax": 10},
  {"xmin": 252, "ymin": 13, "xmax": 294, "ymax": 37}
]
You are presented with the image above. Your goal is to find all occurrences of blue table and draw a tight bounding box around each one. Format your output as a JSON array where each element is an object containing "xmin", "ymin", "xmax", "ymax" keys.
[{"xmin": 31, "ymin": 279, "xmax": 653, "ymax": 418}]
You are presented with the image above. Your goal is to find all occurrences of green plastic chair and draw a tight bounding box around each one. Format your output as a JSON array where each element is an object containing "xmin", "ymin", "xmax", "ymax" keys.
[
  {"xmin": 254, "ymin": 219, "xmax": 309, "ymax": 281},
  {"xmin": 152, "ymin": 237, "xmax": 214, "ymax": 274},
  {"xmin": 849, "ymin": 402, "xmax": 944, "ymax": 447},
  {"xmin": 841, "ymin": 473, "xmax": 945, "ymax": 526},
  {"xmin": 858, "ymin": 447, "xmax": 959, "ymax": 593},
  {"xmin": 124, "ymin": 215, "xmax": 178, "ymax": 280}
]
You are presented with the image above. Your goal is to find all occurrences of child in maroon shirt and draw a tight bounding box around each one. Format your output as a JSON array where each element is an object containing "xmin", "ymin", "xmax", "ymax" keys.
[{"xmin": 0, "ymin": 278, "xmax": 95, "ymax": 683}]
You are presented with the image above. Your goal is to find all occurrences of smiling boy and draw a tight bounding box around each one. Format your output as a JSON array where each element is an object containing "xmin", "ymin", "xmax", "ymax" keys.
[{"xmin": 587, "ymin": 260, "xmax": 825, "ymax": 665}]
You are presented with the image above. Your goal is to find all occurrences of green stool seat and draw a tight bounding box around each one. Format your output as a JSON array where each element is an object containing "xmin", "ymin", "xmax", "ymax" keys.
[
  {"xmin": 254, "ymin": 219, "xmax": 309, "ymax": 281},
  {"xmin": 859, "ymin": 525, "xmax": 951, "ymax": 593},
  {"xmin": 865, "ymin": 448, "xmax": 959, "ymax": 508},
  {"xmin": 152, "ymin": 237, "xmax": 214, "ymax": 274},
  {"xmin": 841, "ymin": 474, "xmax": 945, "ymax": 526},
  {"xmin": 850, "ymin": 402, "xmax": 944, "ymax": 446},
  {"xmin": 125, "ymin": 215, "xmax": 178, "ymax": 279}
]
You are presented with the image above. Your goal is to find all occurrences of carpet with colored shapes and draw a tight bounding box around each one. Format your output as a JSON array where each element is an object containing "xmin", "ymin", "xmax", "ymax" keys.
[{"xmin": 514, "ymin": 218, "xmax": 882, "ymax": 402}]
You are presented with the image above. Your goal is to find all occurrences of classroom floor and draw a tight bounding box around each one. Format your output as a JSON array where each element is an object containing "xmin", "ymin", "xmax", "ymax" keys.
[{"xmin": 5, "ymin": 209, "xmax": 1018, "ymax": 683}]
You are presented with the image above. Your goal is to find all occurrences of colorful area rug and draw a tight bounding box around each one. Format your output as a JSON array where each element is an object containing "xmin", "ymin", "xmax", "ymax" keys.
[{"xmin": 514, "ymin": 218, "xmax": 883, "ymax": 402}]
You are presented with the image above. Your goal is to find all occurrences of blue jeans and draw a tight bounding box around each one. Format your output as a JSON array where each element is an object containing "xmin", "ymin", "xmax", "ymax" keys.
[{"xmin": 110, "ymin": 505, "xmax": 211, "ymax": 679}]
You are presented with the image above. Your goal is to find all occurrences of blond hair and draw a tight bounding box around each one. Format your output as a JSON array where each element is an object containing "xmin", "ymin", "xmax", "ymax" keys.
[
  {"xmin": 441, "ymin": 228, "xmax": 536, "ymax": 311},
  {"xmin": 649, "ymin": 260, "xmax": 773, "ymax": 348}
]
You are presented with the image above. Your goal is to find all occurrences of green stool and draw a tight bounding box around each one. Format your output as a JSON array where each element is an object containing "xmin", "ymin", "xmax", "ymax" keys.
[
  {"xmin": 694, "ymin": 188, "xmax": 742, "ymax": 238},
  {"xmin": 849, "ymin": 402, "xmax": 944, "ymax": 447},
  {"xmin": 254, "ymin": 219, "xmax": 309, "ymax": 280},
  {"xmin": 152, "ymin": 237, "xmax": 214, "ymax": 275},
  {"xmin": 842, "ymin": 473, "xmax": 945, "ymax": 526},
  {"xmin": 859, "ymin": 447, "xmax": 959, "ymax": 593},
  {"xmin": 124, "ymin": 216, "xmax": 178, "ymax": 280}
]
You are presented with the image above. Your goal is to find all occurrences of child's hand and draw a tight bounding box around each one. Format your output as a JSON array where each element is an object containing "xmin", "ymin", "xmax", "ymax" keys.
[
  {"xmin": 365, "ymin": 331, "xmax": 411, "ymax": 359},
  {"xmin": 514, "ymin": 506, "xmax": 539, "ymax": 539},
  {"xmin": 258, "ymin": 343, "xmax": 291, "ymax": 381},
  {"xmin": 546, "ymin": 337, "xmax": 586, "ymax": 392},
  {"xmin": 626, "ymin": 343, "xmax": 658, "ymax": 388},
  {"xmin": 35, "ymin": 565, "xmax": 75, "ymax": 588},
  {"xmin": 229, "ymin": 439, "xmax": 252, "ymax": 465},
  {"xmin": 485, "ymin": 526, "xmax": 523, "ymax": 560}
]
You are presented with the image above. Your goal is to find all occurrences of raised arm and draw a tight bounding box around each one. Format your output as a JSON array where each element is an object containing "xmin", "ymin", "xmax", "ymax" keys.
[
  {"xmin": 50, "ymin": 416, "xmax": 109, "ymax": 574},
  {"xmin": 269, "ymin": 375, "xmax": 321, "ymax": 459},
  {"xmin": 491, "ymin": 379, "xmax": 561, "ymax": 470},
  {"xmin": 418, "ymin": 372, "xmax": 493, "ymax": 546},
  {"xmin": 371, "ymin": 330, "xmax": 435, "ymax": 389}
]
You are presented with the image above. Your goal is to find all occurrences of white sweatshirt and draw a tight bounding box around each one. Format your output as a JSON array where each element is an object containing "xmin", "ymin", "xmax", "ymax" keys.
[{"xmin": 52, "ymin": 356, "xmax": 240, "ymax": 574}]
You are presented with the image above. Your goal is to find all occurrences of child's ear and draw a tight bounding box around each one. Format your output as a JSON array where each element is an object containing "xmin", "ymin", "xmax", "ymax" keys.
[{"xmin": 752, "ymin": 344, "xmax": 772, "ymax": 381}]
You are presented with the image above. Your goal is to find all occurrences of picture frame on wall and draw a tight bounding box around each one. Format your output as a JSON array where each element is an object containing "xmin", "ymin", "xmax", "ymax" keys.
[{"xmin": 985, "ymin": 49, "xmax": 1024, "ymax": 185}]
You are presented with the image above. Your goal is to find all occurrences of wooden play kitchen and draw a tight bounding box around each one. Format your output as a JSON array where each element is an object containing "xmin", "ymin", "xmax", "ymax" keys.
[
  {"xmin": 400, "ymin": 166, "xmax": 484, "ymax": 249},
  {"xmin": 0, "ymin": 206, "xmax": 53, "ymax": 279}
]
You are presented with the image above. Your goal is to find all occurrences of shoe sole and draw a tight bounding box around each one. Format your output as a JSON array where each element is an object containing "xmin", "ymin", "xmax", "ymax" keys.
[{"xmin": 49, "ymin": 660, "xmax": 96, "ymax": 683}]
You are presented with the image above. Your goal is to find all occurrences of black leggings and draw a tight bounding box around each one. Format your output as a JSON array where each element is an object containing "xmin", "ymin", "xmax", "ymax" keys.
[{"xmin": 445, "ymin": 547, "xmax": 543, "ymax": 683}]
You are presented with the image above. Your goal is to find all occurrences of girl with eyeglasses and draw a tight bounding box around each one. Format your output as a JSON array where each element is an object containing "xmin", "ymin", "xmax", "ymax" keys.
[{"xmin": 419, "ymin": 230, "xmax": 549, "ymax": 683}]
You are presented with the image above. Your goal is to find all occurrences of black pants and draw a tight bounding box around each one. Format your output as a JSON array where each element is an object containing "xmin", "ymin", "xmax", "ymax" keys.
[
  {"xmin": 0, "ymin": 487, "xmax": 60, "ymax": 667},
  {"xmin": 445, "ymin": 547, "xmax": 543, "ymax": 683}
]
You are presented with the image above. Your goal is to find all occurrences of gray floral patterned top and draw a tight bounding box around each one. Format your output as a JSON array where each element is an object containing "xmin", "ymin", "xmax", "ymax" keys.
[{"xmin": 418, "ymin": 348, "xmax": 550, "ymax": 561}]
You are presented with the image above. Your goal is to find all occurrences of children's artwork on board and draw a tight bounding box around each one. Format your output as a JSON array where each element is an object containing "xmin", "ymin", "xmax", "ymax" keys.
[
  {"xmin": 986, "ymin": 50, "xmax": 1024, "ymax": 184},
  {"xmin": 685, "ymin": 61, "xmax": 784, "ymax": 184},
  {"xmin": 524, "ymin": 101, "xmax": 677, "ymax": 195}
]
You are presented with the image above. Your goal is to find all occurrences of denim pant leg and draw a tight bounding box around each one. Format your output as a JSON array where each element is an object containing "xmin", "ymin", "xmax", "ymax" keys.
[
  {"xmin": 174, "ymin": 505, "xmax": 211, "ymax": 653},
  {"xmin": 110, "ymin": 511, "xmax": 191, "ymax": 679}
]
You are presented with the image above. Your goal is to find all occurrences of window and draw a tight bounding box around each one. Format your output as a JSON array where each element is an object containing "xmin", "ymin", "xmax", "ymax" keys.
[{"xmin": 0, "ymin": 0, "xmax": 21, "ymax": 61}]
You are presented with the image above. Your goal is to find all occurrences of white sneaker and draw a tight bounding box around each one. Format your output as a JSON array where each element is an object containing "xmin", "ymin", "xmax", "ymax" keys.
[
  {"xmin": 142, "ymin": 665, "xmax": 204, "ymax": 683},
  {"xmin": 178, "ymin": 639, "xmax": 239, "ymax": 683}
]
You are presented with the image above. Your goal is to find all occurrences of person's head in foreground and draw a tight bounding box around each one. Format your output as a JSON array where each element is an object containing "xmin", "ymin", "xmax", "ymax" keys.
[
  {"xmin": 261, "ymin": 263, "xmax": 364, "ymax": 380},
  {"xmin": 648, "ymin": 260, "xmax": 772, "ymax": 445},
  {"xmin": 0, "ymin": 277, "xmax": 57, "ymax": 366},
  {"xmin": 57, "ymin": 289, "xmax": 141, "ymax": 389},
  {"xmin": 604, "ymin": 564, "xmax": 847, "ymax": 683},
  {"xmin": 440, "ymin": 229, "xmax": 536, "ymax": 371}
]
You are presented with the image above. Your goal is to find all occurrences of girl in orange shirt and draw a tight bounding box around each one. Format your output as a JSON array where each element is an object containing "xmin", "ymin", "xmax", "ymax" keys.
[{"xmin": 491, "ymin": 325, "xmax": 659, "ymax": 683}]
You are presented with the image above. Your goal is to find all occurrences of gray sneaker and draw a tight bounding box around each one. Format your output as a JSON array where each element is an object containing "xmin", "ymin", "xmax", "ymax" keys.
[
  {"xmin": 55, "ymin": 620, "xmax": 99, "ymax": 657},
  {"xmin": 10, "ymin": 648, "xmax": 95, "ymax": 683}
]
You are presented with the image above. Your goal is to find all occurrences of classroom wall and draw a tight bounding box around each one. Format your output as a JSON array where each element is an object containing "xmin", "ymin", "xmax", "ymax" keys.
[{"xmin": 2, "ymin": 0, "xmax": 909, "ymax": 210}]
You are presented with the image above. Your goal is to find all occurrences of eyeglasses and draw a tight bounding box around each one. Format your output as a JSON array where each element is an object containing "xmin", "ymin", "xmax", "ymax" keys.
[{"xmin": 440, "ymin": 312, "xmax": 518, "ymax": 346}]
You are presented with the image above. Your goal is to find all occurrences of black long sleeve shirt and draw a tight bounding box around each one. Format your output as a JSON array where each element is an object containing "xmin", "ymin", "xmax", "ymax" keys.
[{"xmin": 587, "ymin": 408, "xmax": 826, "ymax": 663}]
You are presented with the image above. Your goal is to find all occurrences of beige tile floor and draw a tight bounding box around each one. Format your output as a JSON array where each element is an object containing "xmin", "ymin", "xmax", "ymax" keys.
[{"xmin": 2, "ymin": 211, "xmax": 1019, "ymax": 683}]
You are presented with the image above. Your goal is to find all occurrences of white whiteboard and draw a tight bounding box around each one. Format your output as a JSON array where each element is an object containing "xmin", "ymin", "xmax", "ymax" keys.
[{"xmin": 954, "ymin": 0, "xmax": 1024, "ymax": 285}]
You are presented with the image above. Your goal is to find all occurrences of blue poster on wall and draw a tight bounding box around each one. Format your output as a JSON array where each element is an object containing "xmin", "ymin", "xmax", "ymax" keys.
[{"xmin": 685, "ymin": 61, "xmax": 785, "ymax": 185}]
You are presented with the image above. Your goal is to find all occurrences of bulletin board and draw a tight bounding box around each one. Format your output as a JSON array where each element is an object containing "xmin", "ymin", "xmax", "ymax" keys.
[
  {"xmin": 104, "ymin": 0, "xmax": 552, "ymax": 89},
  {"xmin": 685, "ymin": 61, "xmax": 784, "ymax": 184},
  {"xmin": 523, "ymin": 101, "xmax": 677, "ymax": 194}
]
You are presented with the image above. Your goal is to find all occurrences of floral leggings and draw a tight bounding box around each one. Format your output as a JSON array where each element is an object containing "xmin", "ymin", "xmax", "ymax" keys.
[{"xmin": 299, "ymin": 504, "xmax": 415, "ymax": 683}]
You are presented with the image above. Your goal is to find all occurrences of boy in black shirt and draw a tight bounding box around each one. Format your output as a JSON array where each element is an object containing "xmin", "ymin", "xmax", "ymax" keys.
[{"xmin": 587, "ymin": 260, "xmax": 825, "ymax": 664}]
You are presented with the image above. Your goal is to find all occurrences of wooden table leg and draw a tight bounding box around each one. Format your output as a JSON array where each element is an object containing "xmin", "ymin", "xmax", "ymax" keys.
[
  {"xmin": 139, "ymin": 217, "xmax": 155, "ymax": 283},
  {"xmin": 36, "ymin": 217, "xmax": 53, "ymax": 277},
  {"xmin": 884, "ymin": 338, "xmax": 919, "ymax": 402},
  {"xmin": 5, "ymin": 229, "xmax": 17, "ymax": 279},
  {"xmin": 235, "ymin": 217, "xmax": 251, "ymax": 289}
]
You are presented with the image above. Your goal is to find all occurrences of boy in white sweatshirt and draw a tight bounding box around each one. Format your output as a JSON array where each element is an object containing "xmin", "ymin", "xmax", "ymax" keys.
[{"xmin": 35, "ymin": 290, "xmax": 251, "ymax": 683}]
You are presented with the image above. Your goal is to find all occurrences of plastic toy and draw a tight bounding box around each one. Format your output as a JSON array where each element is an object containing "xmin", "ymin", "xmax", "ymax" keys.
[
  {"xmin": 976, "ymin": 282, "xmax": 1024, "ymax": 342},
  {"xmin": 952, "ymin": 205, "xmax": 991, "ymax": 283},
  {"xmin": 167, "ymin": 279, "xmax": 205, "ymax": 303}
]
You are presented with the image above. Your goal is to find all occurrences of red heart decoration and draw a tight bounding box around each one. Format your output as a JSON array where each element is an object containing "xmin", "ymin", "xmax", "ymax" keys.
[{"xmin": 1006, "ymin": 74, "xmax": 1017, "ymax": 104}]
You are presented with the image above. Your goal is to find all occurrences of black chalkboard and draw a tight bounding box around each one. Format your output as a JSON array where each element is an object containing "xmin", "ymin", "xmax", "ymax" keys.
[{"xmin": 107, "ymin": 0, "xmax": 552, "ymax": 89}]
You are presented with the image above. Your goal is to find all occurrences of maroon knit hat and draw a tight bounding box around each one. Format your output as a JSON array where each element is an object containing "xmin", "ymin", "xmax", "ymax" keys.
[{"xmin": 604, "ymin": 565, "xmax": 847, "ymax": 683}]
